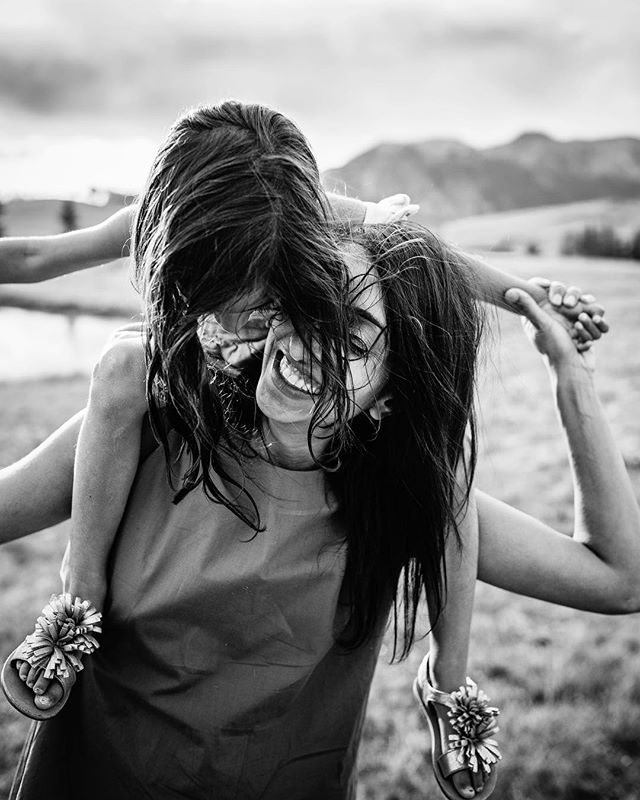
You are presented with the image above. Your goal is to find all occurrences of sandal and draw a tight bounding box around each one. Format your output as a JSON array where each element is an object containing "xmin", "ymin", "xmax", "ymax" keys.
[
  {"xmin": 1, "ymin": 593, "xmax": 101, "ymax": 720},
  {"xmin": 413, "ymin": 653, "xmax": 501, "ymax": 800}
]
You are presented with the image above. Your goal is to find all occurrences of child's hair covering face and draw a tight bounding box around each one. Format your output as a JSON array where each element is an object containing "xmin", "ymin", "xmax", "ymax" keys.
[{"xmin": 131, "ymin": 101, "xmax": 353, "ymax": 519}]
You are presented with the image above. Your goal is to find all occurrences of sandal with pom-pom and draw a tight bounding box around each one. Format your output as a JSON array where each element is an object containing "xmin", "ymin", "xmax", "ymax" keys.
[
  {"xmin": 413, "ymin": 653, "xmax": 501, "ymax": 800},
  {"xmin": 1, "ymin": 593, "xmax": 101, "ymax": 720}
]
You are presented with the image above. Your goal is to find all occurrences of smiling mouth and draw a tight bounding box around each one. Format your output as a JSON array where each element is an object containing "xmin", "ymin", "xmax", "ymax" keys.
[{"xmin": 275, "ymin": 350, "xmax": 320, "ymax": 395}]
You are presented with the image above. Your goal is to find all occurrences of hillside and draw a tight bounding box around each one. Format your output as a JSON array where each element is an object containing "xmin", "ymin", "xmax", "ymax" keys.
[
  {"xmin": 439, "ymin": 197, "xmax": 640, "ymax": 254},
  {"xmin": 323, "ymin": 133, "xmax": 640, "ymax": 226}
]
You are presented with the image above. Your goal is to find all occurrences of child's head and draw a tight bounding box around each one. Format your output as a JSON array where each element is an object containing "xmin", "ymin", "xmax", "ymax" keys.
[
  {"xmin": 132, "ymin": 101, "xmax": 351, "ymax": 515},
  {"xmin": 133, "ymin": 100, "xmax": 337, "ymax": 316}
]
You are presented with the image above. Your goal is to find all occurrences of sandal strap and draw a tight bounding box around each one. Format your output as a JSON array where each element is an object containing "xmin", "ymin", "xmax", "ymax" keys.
[
  {"xmin": 416, "ymin": 655, "xmax": 458, "ymax": 710},
  {"xmin": 10, "ymin": 640, "xmax": 35, "ymax": 668},
  {"xmin": 438, "ymin": 749, "xmax": 470, "ymax": 778}
]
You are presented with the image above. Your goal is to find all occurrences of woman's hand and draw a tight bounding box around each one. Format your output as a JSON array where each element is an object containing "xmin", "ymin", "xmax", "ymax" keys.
[
  {"xmin": 478, "ymin": 286, "xmax": 640, "ymax": 615},
  {"xmin": 504, "ymin": 286, "xmax": 595, "ymax": 373}
]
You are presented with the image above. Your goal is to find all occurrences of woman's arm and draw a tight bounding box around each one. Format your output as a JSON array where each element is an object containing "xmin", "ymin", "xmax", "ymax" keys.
[
  {"xmin": 476, "ymin": 289, "xmax": 640, "ymax": 613},
  {"xmin": 0, "ymin": 412, "xmax": 81, "ymax": 544},
  {"xmin": 0, "ymin": 206, "xmax": 134, "ymax": 284}
]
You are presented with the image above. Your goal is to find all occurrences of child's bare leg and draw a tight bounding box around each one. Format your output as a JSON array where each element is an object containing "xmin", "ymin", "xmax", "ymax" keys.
[
  {"xmin": 18, "ymin": 329, "xmax": 147, "ymax": 709},
  {"xmin": 427, "ymin": 488, "xmax": 482, "ymax": 797}
]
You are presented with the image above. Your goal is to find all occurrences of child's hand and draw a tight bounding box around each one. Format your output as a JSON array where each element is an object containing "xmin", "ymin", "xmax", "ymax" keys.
[
  {"xmin": 363, "ymin": 194, "xmax": 420, "ymax": 225},
  {"xmin": 529, "ymin": 277, "xmax": 609, "ymax": 353}
]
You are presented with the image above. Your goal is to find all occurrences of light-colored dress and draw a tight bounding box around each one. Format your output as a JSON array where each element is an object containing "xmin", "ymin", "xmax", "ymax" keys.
[{"xmin": 11, "ymin": 446, "xmax": 389, "ymax": 800}]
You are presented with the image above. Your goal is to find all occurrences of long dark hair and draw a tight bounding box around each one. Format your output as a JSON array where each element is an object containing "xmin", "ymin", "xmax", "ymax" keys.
[
  {"xmin": 132, "ymin": 101, "xmax": 352, "ymax": 523},
  {"xmin": 132, "ymin": 103, "xmax": 482, "ymax": 659},
  {"xmin": 330, "ymin": 223, "xmax": 484, "ymax": 660}
]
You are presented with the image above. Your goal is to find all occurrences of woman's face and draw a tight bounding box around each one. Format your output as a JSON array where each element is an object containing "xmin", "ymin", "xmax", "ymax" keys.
[{"xmin": 255, "ymin": 244, "xmax": 388, "ymax": 430}]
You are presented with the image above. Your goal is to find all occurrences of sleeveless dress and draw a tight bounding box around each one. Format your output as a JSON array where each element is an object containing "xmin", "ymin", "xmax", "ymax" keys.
[{"xmin": 11, "ymin": 446, "xmax": 389, "ymax": 800}]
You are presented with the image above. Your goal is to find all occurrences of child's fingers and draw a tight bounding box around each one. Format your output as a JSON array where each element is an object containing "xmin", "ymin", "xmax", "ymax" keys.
[
  {"xmin": 562, "ymin": 285, "xmax": 582, "ymax": 308},
  {"xmin": 403, "ymin": 203, "xmax": 420, "ymax": 219},
  {"xmin": 528, "ymin": 276, "xmax": 551, "ymax": 289},
  {"xmin": 384, "ymin": 193, "xmax": 410, "ymax": 206},
  {"xmin": 548, "ymin": 280, "xmax": 566, "ymax": 307},
  {"xmin": 576, "ymin": 340, "xmax": 593, "ymax": 353}
]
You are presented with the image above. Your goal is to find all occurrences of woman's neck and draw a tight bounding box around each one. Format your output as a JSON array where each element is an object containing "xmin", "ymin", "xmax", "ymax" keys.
[{"xmin": 258, "ymin": 419, "xmax": 329, "ymax": 471}]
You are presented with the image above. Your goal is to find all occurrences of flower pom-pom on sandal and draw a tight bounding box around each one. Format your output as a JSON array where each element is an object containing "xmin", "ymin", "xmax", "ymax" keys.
[
  {"xmin": 1, "ymin": 593, "xmax": 102, "ymax": 720},
  {"xmin": 413, "ymin": 654, "xmax": 501, "ymax": 800}
]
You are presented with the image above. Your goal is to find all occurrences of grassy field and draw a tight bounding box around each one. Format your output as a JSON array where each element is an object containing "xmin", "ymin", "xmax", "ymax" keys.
[
  {"xmin": 1, "ymin": 255, "xmax": 639, "ymax": 799},
  {"xmin": 439, "ymin": 198, "xmax": 640, "ymax": 255}
]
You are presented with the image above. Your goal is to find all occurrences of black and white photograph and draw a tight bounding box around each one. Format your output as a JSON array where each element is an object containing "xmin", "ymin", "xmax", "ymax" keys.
[{"xmin": 1, "ymin": 1, "xmax": 639, "ymax": 798}]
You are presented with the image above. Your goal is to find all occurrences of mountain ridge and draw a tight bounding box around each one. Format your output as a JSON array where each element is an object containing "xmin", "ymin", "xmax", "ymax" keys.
[{"xmin": 323, "ymin": 133, "xmax": 640, "ymax": 224}]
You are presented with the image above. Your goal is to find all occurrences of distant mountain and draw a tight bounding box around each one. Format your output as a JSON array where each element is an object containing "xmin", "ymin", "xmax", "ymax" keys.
[{"xmin": 323, "ymin": 133, "xmax": 640, "ymax": 225}]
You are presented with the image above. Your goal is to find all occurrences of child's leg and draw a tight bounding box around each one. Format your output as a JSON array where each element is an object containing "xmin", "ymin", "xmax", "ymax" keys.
[
  {"xmin": 64, "ymin": 365, "xmax": 145, "ymax": 608},
  {"xmin": 18, "ymin": 329, "xmax": 147, "ymax": 709},
  {"xmin": 426, "ymin": 488, "xmax": 484, "ymax": 798}
]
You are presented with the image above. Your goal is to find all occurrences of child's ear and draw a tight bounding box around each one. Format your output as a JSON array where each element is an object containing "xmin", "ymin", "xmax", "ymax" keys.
[{"xmin": 368, "ymin": 392, "xmax": 393, "ymax": 422}]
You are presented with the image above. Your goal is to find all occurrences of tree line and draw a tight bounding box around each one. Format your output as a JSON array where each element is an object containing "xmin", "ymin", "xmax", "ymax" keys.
[{"xmin": 562, "ymin": 225, "xmax": 640, "ymax": 260}]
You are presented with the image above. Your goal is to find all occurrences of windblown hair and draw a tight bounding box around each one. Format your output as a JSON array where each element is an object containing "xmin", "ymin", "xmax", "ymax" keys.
[
  {"xmin": 330, "ymin": 223, "xmax": 484, "ymax": 660},
  {"xmin": 132, "ymin": 101, "xmax": 352, "ymax": 522},
  {"xmin": 131, "ymin": 102, "xmax": 482, "ymax": 659}
]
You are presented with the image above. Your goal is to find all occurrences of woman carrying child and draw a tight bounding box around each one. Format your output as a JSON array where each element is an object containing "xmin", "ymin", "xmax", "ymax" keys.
[{"xmin": 1, "ymin": 102, "xmax": 634, "ymax": 800}]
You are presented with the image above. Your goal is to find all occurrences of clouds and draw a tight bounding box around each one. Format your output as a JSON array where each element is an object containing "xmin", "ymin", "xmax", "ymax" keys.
[{"xmin": 0, "ymin": 0, "xmax": 638, "ymax": 186}]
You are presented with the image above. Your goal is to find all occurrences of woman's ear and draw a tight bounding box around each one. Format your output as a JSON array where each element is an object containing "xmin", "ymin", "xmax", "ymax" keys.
[{"xmin": 368, "ymin": 392, "xmax": 393, "ymax": 421}]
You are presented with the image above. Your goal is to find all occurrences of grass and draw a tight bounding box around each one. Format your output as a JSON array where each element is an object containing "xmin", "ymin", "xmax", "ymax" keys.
[
  {"xmin": 439, "ymin": 198, "xmax": 640, "ymax": 255},
  {"xmin": 1, "ymin": 255, "xmax": 639, "ymax": 799}
]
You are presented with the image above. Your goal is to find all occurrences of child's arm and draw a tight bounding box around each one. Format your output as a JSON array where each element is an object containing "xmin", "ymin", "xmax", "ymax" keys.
[
  {"xmin": 452, "ymin": 244, "xmax": 606, "ymax": 326},
  {"xmin": 0, "ymin": 194, "xmax": 416, "ymax": 285},
  {"xmin": 327, "ymin": 192, "xmax": 419, "ymax": 225},
  {"xmin": 0, "ymin": 205, "xmax": 134, "ymax": 284}
]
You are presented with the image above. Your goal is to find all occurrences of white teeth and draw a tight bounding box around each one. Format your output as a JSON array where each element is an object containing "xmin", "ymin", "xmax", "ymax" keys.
[{"xmin": 278, "ymin": 353, "xmax": 317, "ymax": 394}]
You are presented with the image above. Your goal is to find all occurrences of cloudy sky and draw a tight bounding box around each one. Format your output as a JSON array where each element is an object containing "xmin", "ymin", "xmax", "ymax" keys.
[{"xmin": 1, "ymin": 0, "xmax": 639, "ymax": 197}]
